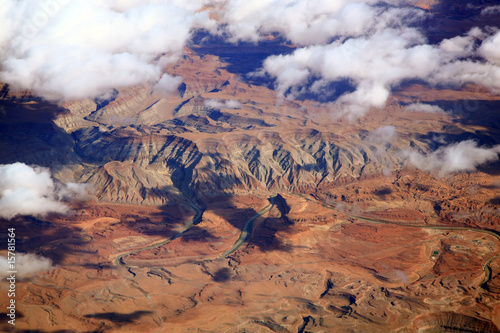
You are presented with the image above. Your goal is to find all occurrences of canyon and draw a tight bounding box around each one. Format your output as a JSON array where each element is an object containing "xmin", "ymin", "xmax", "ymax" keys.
[{"xmin": 1, "ymin": 4, "xmax": 500, "ymax": 330}]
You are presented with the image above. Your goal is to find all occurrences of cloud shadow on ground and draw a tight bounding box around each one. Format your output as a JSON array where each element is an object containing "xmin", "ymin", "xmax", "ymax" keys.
[
  {"xmin": 84, "ymin": 310, "xmax": 153, "ymax": 324},
  {"xmin": 0, "ymin": 90, "xmax": 77, "ymax": 171}
]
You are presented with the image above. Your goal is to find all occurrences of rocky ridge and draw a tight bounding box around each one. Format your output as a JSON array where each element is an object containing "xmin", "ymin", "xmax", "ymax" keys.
[{"xmin": 22, "ymin": 50, "xmax": 482, "ymax": 205}]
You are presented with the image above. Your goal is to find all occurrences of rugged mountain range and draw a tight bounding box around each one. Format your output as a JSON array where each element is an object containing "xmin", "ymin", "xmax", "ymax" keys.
[
  {"xmin": 1, "ymin": 44, "xmax": 500, "ymax": 333},
  {"xmin": 4, "ymin": 50, "xmax": 481, "ymax": 207}
]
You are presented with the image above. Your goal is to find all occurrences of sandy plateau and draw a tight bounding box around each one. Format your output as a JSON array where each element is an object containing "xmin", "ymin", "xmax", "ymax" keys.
[{"xmin": 0, "ymin": 48, "xmax": 500, "ymax": 332}]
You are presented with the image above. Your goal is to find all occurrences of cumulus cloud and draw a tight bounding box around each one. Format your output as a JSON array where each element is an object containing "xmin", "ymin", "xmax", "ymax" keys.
[
  {"xmin": 259, "ymin": 22, "xmax": 500, "ymax": 116},
  {"xmin": 0, "ymin": 0, "xmax": 214, "ymax": 101},
  {"xmin": 0, "ymin": 253, "xmax": 53, "ymax": 279},
  {"xmin": 218, "ymin": 0, "xmax": 374, "ymax": 44},
  {"xmin": 2, "ymin": 0, "xmax": 500, "ymax": 119},
  {"xmin": 218, "ymin": 1, "xmax": 499, "ymax": 117},
  {"xmin": 204, "ymin": 98, "xmax": 241, "ymax": 109},
  {"xmin": 261, "ymin": 26, "xmax": 443, "ymax": 111},
  {"xmin": 405, "ymin": 103, "xmax": 445, "ymax": 113},
  {"xmin": 404, "ymin": 140, "xmax": 500, "ymax": 177},
  {"xmin": 481, "ymin": 5, "xmax": 500, "ymax": 16},
  {"xmin": 478, "ymin": 30, "xmax": 500, "ymax": 66},
  {"xmin": 0, "ymin": 163, "xmax": 87, "ymax": 219},
  {"xmin": 212, "ymin": 1, "xmax": 432, "ymax": 115},
  {"xmin": 217, "ymin": 0, "xmax": 426, "ymax": 45},
  {"xmin": 438, "ymin": 28, "xmax": 483, "ymax": 58}
]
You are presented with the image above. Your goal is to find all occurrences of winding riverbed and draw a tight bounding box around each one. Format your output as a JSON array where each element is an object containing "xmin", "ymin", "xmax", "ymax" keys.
[
  {"xmin": 112, "ymin": 195, "xmax": 277, "ymax": 268},
  {"xmin": 112, "ymin": 196, "xmax": 204, "ymax": 268},
  {"xmin": 218, "ymin": 196, "xmax": 276, "ymax": 258}
]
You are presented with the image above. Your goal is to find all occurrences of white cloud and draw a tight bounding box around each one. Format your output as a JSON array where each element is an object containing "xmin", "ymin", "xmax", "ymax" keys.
[
  {"xmin": 404, "ymin": 140, "xmax": 500, "ymax": 177},
  {"xmin": 0, "ymin": 163, "xmax": 87, "ymax": 219},
  {"xmin": 439, "ymin": 29, "xmax": 482, "ymax": 58},
  {"xmin": 366, "ymin": 125, "xmax": 397, "ymax": 144},
  {"xmin": 481, "ymin": 5, "xmax": 500, "ymax": 16},
  {"xmin": 217, "ymin": 1, "xmax": 500, "ymax": 117},
  {"xmin": 430, "ymin": 60, "xmax": 500, "ymax": 93},
  {"xmin": 478, "ymin": 30, "xmax": 500, "ymax": 66},
  {"xmin": 204, "ymin": 98, "xmax": 241, "ymax": 109},
  {"xmin": 262, "ymin": 27, "xmax": 442, "ymax": 112},
  {"xmin": 218, "ymin": 0, "xmax": 377, "ymax": 45},
  {"xmin": 153, "ymin": 73, "xmax": 184, "ymax": 96},
  {"xmin": 0, "ymin": 253, "xmax": 53, "ymax": 279},
  {"xmin": 217, "ymin": 1, "xmax": 425, "ymax": 45},
  {"xmin": 406, "ymin": 103, "xmax": 445, "ymax": 113},
  {"xmin": 0, "ymin": 0, "xmax": 214, "ymax": 101},
  {"xmin": 260, "ymin": 22, "xmax": 500, "ymax": 116},
  {"xmin": 1, "ymin": 0, "xmax": 500, "ymax": 120}
]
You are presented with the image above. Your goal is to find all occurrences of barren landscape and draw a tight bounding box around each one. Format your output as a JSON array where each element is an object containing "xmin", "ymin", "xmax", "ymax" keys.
[{"xmin": 1, "ymin": 0, "xmax": 500, "ymax": 332}]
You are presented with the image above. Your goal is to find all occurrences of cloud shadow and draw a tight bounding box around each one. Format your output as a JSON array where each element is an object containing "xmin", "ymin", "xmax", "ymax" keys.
[
  {"xmin": 212, "ymin": 267, "xmax": 232, "ymax": 282},
  {"xmin": 0, "ymin": 89, "xmax": 77, "ymax": 172},
  {"xmin": 373, "ymin": 188, "xmax": 393, "ymax": 197},
  {"xmin": 0, "ymin": 215, "xmax": 88, "ymax": 267},
  {"xmin": 84, "ymin": 310, "xmax": 153, "ymax": 324},
  {"xmin": 191, "ymin": 30, "xmax": 294, "ymax": 89}
]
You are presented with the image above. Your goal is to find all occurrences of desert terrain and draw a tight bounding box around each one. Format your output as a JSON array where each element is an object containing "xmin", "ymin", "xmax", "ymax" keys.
[
  {"xmin": 1, "ymin": 47, "xmax": 500, "ymax": 332},
  {"xmin": 1, "ymin": 1, "xmax": 500, "ymax": 332}
]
